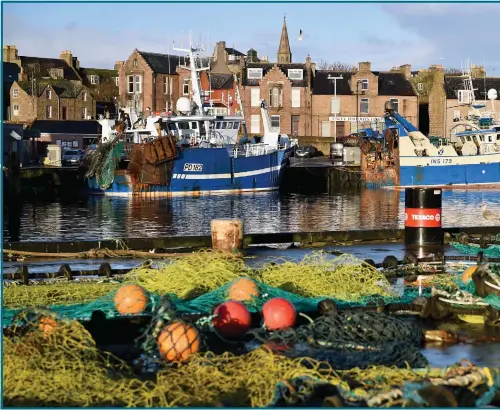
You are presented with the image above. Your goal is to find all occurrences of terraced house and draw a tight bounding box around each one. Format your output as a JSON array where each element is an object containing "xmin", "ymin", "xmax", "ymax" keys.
[{"xmin": 3, "ymin": 45, "xmax": 118, "ymax": 122}]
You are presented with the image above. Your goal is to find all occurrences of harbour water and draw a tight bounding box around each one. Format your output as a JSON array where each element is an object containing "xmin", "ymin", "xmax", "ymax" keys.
[{"xmin": 4, "ymin": 189, "xmax": 500, "ymax": 242}]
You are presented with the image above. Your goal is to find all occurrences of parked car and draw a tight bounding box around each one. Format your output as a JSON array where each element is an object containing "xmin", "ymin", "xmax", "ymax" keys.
[
  {"xmin": 62, "ymin": 149, "xmax": 84, "ymax": 166},
  {"xmin": 295, "ymin": 145, "xmax": 318, "ymax": 158}
]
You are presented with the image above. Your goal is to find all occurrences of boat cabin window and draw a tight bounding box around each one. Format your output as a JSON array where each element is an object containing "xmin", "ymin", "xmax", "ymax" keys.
[
  {"xmin": 191, "ymin": 122, "xmax": 198, "ymax": 130},
  {"xmin": 216, "ymin": 122, "xmax": 222, "ymax": 130},
  {"xmin": 233, "ymin": 122, "xmax": 239, "ymax": 129},
  {"xmin": 227, "ymin": 122, "xmax": 233, "ymax": 129},
  {"xmin": 466, "ymin": 136, "xmax": 472, "ymax": 141},
  {"xmin": 221, "ymin": 122, "xmax": 227, "ymax": 130},
  {"xmin": 177, "ymin": 122, "xmax": 190, "ymax": 130},
  {"xmin": 488, "ymin": 135, "xmax": 493, "ymax": 142}
]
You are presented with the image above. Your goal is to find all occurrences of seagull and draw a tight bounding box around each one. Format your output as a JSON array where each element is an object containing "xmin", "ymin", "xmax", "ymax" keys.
[
  {"xmin": 481, "ymin": 204, "xmax": 499, "ymax": 221},
  {"xmin": 297, "ymin": 30, "xmax": 303, "ymax": 41}
]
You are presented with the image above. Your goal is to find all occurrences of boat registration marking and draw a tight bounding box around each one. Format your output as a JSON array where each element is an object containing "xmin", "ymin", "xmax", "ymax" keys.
[
  {"xmin": 430, "ymin": 158, "xmax": 453, "ymax": 165},
  {"xmin": 183, "ymin": 163, "xmax": 203, "ymax": 172}
]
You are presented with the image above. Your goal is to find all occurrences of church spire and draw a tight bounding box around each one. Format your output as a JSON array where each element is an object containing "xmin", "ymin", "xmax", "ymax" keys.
[{"xmin": 277, "ymin": 15, "xmax": 292, "ymax": 64}]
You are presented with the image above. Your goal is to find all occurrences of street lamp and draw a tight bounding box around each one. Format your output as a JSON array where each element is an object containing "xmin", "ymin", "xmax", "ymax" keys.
[{"xmin": 328, "ymin": 75, "xmax": 343, "ymax": 142}]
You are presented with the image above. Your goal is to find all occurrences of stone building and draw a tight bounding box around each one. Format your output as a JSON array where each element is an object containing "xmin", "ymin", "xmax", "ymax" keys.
[
  {"xmin": 2, "ymin": 45, "xmax": 115, "ymax": 122},
  {"xmin": 3, "ymin": 61, "xmax": 20, "ymax": 119},
  {"xmin": 116, "ymin": 50, "xmax": 184, "ymax": 114},
  {"xmin": 311, "ymin": 62, "xmax": 418, "ymax": 138},
  {"xmin": 239, "ymin": 17, "xmax": 314, "ymax": 137},
  {"xmin": 428, "ymin": 64, "xmax": 500, "ymax": 138}
]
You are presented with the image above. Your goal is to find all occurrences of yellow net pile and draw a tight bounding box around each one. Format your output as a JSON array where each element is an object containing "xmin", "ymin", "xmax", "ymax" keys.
[{"xmin": 4, "ymin": 315, "xmax": 444, "ymax": 407}]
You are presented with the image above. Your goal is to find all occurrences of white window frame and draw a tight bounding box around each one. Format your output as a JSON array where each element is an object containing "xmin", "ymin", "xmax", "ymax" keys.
[
  {"xmin": 46, "ymin": 105, "xmax": 52, "ymax": 119},
  {"xmin": 250, "ymin": 88, "xmax": 260, "ymax": 107},
  {"xmin": 458, "ymin": 90, "xmax": 471, "ymax": 105},
  {"xmin": 360, "ymin": 98, "xmax": 369, "ymax": 114},
  {"xmin": 134, "ymin": 75, "xmax": 142, "ymax": 93},
  {"xmin": 330, "ymin": 97, "xmax": 340, "ymax": 114},
  {"xmin": 115, "ymin": 77, "xmax": 119, "ymax": 86},
  {"xmin": 270, "ymin": 115, "xmax": 280, "ymax": 132},
  {"xmin": 361, "ymin": 79, "xmax": 368, "ymax": 90},
  {"xmin": 13, "ymin": 104, "xmax": 19, "ymax": 116},
  {"xmin": 390, "ymin": 98, "xmax": 399, "ymax": 112},
  {"xmin": 164, "ymin": 77, "xmax": 169, "ymax": 94},
  {"xmin": 321, "ymin": 121, "xmax": 331, "ymax": 137},
  {"xmin": 163, "ymin": 101, "xmax": 169, "ymax": 112},
  {"xmin": 287, "ymin": 69, "xmax": 303, "ymax": 80},
  {"xmin": 13, "ymin": 88, "xmax": 18, "ymax": 98},
  {"xmin": 82, "ymin": 107, "xmax": 87, "ymax": 119},
  {"xmin": 82, "ymin": 92, "xmax": 87, "ymax": 102},
  {"xmin": 46, "ymin": 89, "xmax": 51, "ymax": 100},
  {"xmin": 183, "ymin": 78, "xmax": 190, "ymax": 96},
  {"xmin": 128, "ymin": 75, "xmax": 134, "ymax": 93},
  {"xmin": 90, "ymin": 75, "xmax": 99, "ymax": 85},
  {"xmin": 417, "ymin": 83, "xmax": 423, "ymax": 91},
  {"xmin": 291, "ymin": 88, "xmax": 301, "ymax": 108},
  {"xmin": 250, "ymin": 114, "xmax": 260, "ymax": 134},
  {"xmin": 247, "ymin": 68, "xmax": 263, "ymax": 80},
  {"xmin": 169, "ymin": 78, "xmax": 173, "ymax": 95},
  {"xmin": 269, "ymin": 87, "xmax": 283, "ymax": 108}
]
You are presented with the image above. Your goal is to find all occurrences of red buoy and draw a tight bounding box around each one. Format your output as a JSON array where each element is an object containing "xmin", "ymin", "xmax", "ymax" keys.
[
  {"xmin": 262, "ymin": 298, "xmax": 296, "ymax": 331},
  {"xmin": 213, "ymin": 301, "xmax": 252, "ymax": 337}
]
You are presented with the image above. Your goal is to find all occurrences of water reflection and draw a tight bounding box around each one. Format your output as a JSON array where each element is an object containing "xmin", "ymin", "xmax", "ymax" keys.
[{"xmin": 4, "ymin": 189, "xmax": 500, "ymax": 242}]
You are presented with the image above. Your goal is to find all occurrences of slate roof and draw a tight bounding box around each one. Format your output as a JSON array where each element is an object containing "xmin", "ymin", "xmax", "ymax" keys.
[
  {"xmin": 312, "ymin": 70, "xmax": 416, "ymax": 96},
  {"xmin": 30, "ymin": 120, "xmax": 100, "ymax": 135},
  {"xmin": 3, "ymin": 62, "xmax": 20, "ymax": 83},
  {"xmin": 15, "ymin": 80, "xmax": 84, "ymax": 98},
  {"xmin": 19, "ymin": 56, "xmax": 80, "ymax": 81},
  {"xmin": 79, "ymin": 67, "xmax": 118, "ymax": 82},
  {"xmin": 137, "ymin": 51, "xmax": 185, "ymax": 75},
  {"xmin": 242, "ymin": 63, "xmax": 308, "ymax": 87},
  {"xmin": 444, "ymin": 76, "xmax": 500, "ymax": 100},
  {"xmin": 226, "ymin": 47, "xmax": 244, "ymax": 57},
  {"xmin": 209, "ymin": 73, "xmax": 234, "ymax": 90}
]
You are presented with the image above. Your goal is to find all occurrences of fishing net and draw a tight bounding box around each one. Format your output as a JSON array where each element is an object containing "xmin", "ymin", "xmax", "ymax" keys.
[
  {"xmin": 85, "ymin": 139, "xmax": 124, "ymax": 189},
  {"xmin": 450, "ymin": 241, "xmax": 500, "ymax": 258}
]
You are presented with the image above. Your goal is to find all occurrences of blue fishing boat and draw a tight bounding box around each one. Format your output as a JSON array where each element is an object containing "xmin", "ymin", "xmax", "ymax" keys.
[
  {"xmin": 358, "ymin": 64, "xmax": 500, "ymax": 189},
  {"xmin": 84, "ymin": 40, "xmax": 297, "ymax": 196}
]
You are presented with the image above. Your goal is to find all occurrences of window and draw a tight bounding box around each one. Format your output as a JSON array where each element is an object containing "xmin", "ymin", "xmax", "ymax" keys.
[
  {"xmin": 247, "ymin": 68, "xmax": 263, "ymax": 80},
  {"xmin": 360, "ymin": 98, "xmax": 369, "ymax": 114},
  {"xmin": 82, "ymin": 107, "xmax": 87, "ymax": 119},
  {"xmin": 13, "ymin": 104, "xmax": 19, "ymax": 116},
  {"xmin": 128, "ymin": 75, "xmax": 134, "ymax": 93},
  {"xmin": 321, "ymin": 121, "xmax": 331, "ymax": 137},
  {"xmin": 291, "ymin": 88, "xmax": 300, "ymax": 108},
  {"xmin": 46, "ymin": 105, "xmax": 52, "ymax": 119},
  {"xmin": 361, "ymin": 79, "xmax": 368, "ymax": 90},
  {"xmin": 169, "ymin": 78, "xmax": 173, "ymax": 95},
  {"xmin": 250, "ymin": 114, "xmax": 260, "ymax": 134},
  {"xmin": 46, "ymin": 89, "xmax": 51, "ymax": 99},
  {"xmin": 330, "ymin": 97, "xmax": 340, "ymax": 114},
  {"xmin": 82, "ymin": 92, "xmax": 87, "ymax": 101},
  {"xmin": 287, "ymin": 69, "xmax": 303, "ymax": 80},
  {"xmin": 251, "ymin": 88, "xmax": 260, "ymax": 107},
  {"xmin": 133, "ymin": 59, "xmax": 138, "ymax": 67},
  {"xmin": 90, "ymin": 75, "xmax": 99, "ymax": 84},
  {"xmin": 458, "ymin": 90, "xmax": 471, "ymax": 104},
  {"xmin": 164, "ymin": 77, "xmax": 169, "ymax": 94},
  {"xmin": 13, "ymin": 88, "xmax": 18, "ymax": 98},
  {"xmin": 417, "ymin": 83, "xmax": 423, "ymax": 91},
  {"xmin": 163, "ymin": 101, "xmax": 169, "ymax": 112},
  {"xmin": 62, "ymin": 107, "xmax": 67, "ymax": 120},
  {"xmin": 183, "ymin": 79, "xmax": 189, "ymax": 96},
  {"xmin": 134, "ymin": 75, "xmax": 142, "ymax": 93},
  {"xmin": 115, "ymin": 77, "xmax": 119, "ymax": 86},
  {"xmin": 270, "ymin": 115, "xmax": 280, "ymax": 132},
  {"xmin": 128, "ymin": 75, "xmax": 142, "ymax": 93},
  {"xmin": 390, "ymin": 98, "xmax": 399, "ymax": 112},
  {"xmin": 269, "ymin": 87, "xmax": 283, "ymax": 108}
]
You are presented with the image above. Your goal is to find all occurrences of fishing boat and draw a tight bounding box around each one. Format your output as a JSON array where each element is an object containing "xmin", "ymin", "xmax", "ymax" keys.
[
  {"xmin": 84, "ymin": 40, "xmax": 297, "ymax": 196},
  {"xmin": 357, "ymin": 64, "xmax": 500, "ymax": 189}
]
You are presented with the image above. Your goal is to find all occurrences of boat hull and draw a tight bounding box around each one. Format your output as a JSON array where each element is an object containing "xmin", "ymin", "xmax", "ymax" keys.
[{"xmin": 87, "ymin": 146, "xmax": 293, "ymax": 196}]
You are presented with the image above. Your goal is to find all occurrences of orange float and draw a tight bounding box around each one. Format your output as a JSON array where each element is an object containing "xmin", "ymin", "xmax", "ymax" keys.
[
  {"xmin": 113, "ymin": 284, "xmax": 148, "ymax": 315},
  {"xmin": 213, "ymin": 301, "xmax": 252, "ymax": 337},
  {"xmin": 157, "ymin": 321, "xmax": 201, "ymax": 362},
  {"xmin": 38, "ymin": 316, "xmax": 58, "ymax": 337},
  {"xmin": 262, "ymin": 297, "xmax": 296, "ymax": 331},
  {"xmin": 461, "ymin": 266, "xmax": 477, "ymax": 283},
  {"xmin": 228, "ymin": 277, "xmax": 259, "ymax": 302}
]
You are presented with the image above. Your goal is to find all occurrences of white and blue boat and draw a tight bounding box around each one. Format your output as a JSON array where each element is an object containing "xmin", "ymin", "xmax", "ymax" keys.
[{"xmin": 85, "ymin": 40, "xmax": 297, "ymax": 196}]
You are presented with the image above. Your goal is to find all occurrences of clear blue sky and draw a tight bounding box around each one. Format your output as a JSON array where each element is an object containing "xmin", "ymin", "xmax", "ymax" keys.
[{"xmin": 3, "ymin": 2, "xmax": 500, "ymax": 73}]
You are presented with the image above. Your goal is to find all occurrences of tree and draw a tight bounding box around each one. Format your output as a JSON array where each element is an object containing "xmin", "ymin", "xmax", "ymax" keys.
[
  {"xmin": 317, "ymin": 60, "xmax": 356, "ymax": 71},
  {"xmin": 444, "ymin": 67, "xmax": 462, "ymax": 75},
  {"xmin": 92, "ymin": 80, "xmax": 119, "ymax": 103}
]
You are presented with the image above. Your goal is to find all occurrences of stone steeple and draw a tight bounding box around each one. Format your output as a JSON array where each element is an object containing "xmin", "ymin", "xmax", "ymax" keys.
[{"xmin": 277, "ymin": 15, "xmax": 292, "ymax": 64}]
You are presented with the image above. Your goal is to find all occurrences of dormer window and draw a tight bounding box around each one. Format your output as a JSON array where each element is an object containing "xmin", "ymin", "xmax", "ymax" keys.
[
  {"xmin": 90, "ymin": 75, "xmax": 99, "ymax": 85},
  {"xmin": 247, "ymin": 68, "xmax": 263, "ymax": 80},
  {"xmin": 287, "ymin": 69, "xmax": 303, "ymax": 80},
  {"xmin": 46, "ymin": 89, "xmax": 51, "ymax": 99},
  {"xmin": 13, "ymin": 88, "xmax": 18, "ymax": 98},
  {"xmin": 361, "ymin": 79, "xmax": 368, "ymax": 90}
]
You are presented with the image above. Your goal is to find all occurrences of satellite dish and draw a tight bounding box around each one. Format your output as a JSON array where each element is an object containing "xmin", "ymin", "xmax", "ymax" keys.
[
  {"xmin": 487, "ymin": 88, "xmax": 498, "ymax": 100},
  {"xmin": 176, "ymin": 97, "xmax": 191, "ymax": 114}
]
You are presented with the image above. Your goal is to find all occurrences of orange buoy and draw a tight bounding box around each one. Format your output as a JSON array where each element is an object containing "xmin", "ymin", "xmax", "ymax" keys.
[
  {"xmin": 113, "ymin": 284, "xmax": 148, "ymax": 315},
  {"xmin": 461, "ymin": 266, "xmax": 477, "ymax": 283},
  {"xmin": 157, "ymin": 321, "xmax": 201, "ymax": 362},
  {"xmin": 228, "ymin": 277, "xmax": 259, "ymax": 302},
  {"xmin": 38, "ymin": 316, "xmax": 57, "ymax": 337},
  {"xmin": 262, "ymin": 297, "xmax": 296, "ymax": 331},
  {"xmin": 213, "ymin": 301, "xmax": 252, "ymax": 337}
]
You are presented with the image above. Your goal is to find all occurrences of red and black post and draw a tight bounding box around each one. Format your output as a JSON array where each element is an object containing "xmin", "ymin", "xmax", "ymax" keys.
[{"xmin": 404, "ymin": 188, "xmax": 443, "ymax": 253}]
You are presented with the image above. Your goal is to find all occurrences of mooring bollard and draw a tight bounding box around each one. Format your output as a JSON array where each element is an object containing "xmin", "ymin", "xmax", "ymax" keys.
[
  {"xmin": 404, "ymin": 187, "xmax": 443, "ymax": 257},
  {"xmin": 210, "ymin": 219, "xmax": 244, "ymax": 252}
]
